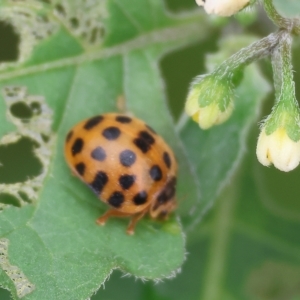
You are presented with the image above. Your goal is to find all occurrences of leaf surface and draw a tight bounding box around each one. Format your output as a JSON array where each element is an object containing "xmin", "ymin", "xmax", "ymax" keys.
[{"xmin": 0, "ymin": 1, "xmax": 208, "ymax": 299}]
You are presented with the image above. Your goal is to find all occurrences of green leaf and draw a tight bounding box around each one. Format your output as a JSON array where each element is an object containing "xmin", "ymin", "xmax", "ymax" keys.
[{"xmin": 0, "ymin": 1, "xmax": 208, "ymax": 299}]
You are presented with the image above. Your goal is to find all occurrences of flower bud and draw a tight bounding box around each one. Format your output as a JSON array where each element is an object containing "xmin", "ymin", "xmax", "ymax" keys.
[
  {"xmin": 196, "ymin": 0, "xmax": 250, "ymax": 17},
  {"xmin": 256, "ymin": 128, "xmax": 300, "ymax": 172},
  {"xmin": 256, "ymin": 97, "xmax": 300, "ymax": 172},
  {"xmin": 185, "ymin": 75, "xmax": 234, "ymax": 129}
]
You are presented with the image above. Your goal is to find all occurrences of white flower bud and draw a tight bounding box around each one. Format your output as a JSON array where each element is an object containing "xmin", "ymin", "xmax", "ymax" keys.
[
  {"xmin": 190, "ymin": 102, "xmax": 233, "ymax": 130},
  {"xmin": 256, "ymin": 128, "xmax": 300, "ymax": 172},
  {"xmin": 196, "ymin": 0, "xmax": 250, "ymax": 17}
]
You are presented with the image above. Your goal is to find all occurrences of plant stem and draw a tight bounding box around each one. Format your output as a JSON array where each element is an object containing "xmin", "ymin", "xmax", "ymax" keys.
[
  {"xmin": 274, "ymin": 32, "xmax": 297, "ymax": 110},
  {"xmin": 280, "ymin": 33, "xmax": 294, "ymax": 95},
  {"xmin": 263, "ymin": 0, "xmax": 290, "ymax": 29},
  {"xmin": 271, "ymin": 31, "xmax": 294, "ymax": 100},
  {"xmin": 214, "ymin": 31, "xmax": 284, "ymax": 78},
  {"xmin": 263, "ymin": 0, "xmax": 300, "ymax": 35},
  {"xmin": 270, "ymin": 42, "xmax": 282, "ymax": 99}
]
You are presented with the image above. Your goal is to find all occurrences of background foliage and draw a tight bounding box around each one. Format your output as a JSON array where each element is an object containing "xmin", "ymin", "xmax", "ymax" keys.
[{"xmin": 0, "ymin": 0, "xmax": 300, "ymax": 299}]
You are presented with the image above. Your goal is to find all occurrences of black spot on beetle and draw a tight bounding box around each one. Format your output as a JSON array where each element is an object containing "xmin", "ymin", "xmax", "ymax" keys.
[
  {"xmin": 102, "ymin": 126, "xmax": 121, "ymax": 140},
  {"xmin": 119, "ymin": 174, "xmax": 135, "ymax": 190},
  {"xmin": 133, "ymin": 137, "xmax": 150, "ymax": 153},
  {"xmin": 108, "ymin": 191, "xmax": 124, "ymax": 208},
  {"xmin": 119, "ymin": 149, "xmax": 136, "ymax": 167},
  {"xmin": 140, "ymin": 131, "xmax": 155, "ymax": 144},
  {"xmin": 91, "ymin": 147, "xmax": 106, "ymax": 161},
  {"xmin": 89, "ymin": 171, "xmax": 108, "ymax": 194},
  {"xmin": 66, "ymin": 130, "xmax": 73, "ymax": 142},
  {"xmin": 133, "ymin": 191, "xmax": 148, "ymax": 205},
  {"xmin": 149, "ymin": 165, "xmax": 162, "ymax": 181},
  {"xmin": 163, "ymin": 151, "xmax": 171, "ymax": 169},
  {"xmin": 154, "ymin": 177, "xmax": 177, "ymax": 209},
  {"xmin": 84, "ymin": 115, "xmax": 104, "ymax": 130},
  {"xmin": 116, "ymin": 115, "xmax": 132, "ymax": 123},
  {"xmin": 133, "ymin": 130, "xmax": 155, "ymax": 153},
  {"xmin": 75, "ymin": 162, "xmax": 85, "ymax": 176},
  {"xmin": 72, "ymin": 138, "xmax": 84, "ymax": 155}
]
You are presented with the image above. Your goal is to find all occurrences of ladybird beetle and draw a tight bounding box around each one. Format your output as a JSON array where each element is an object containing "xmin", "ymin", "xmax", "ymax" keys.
[{"xmin": 64, "ymin": 113, "xmax": 177, "ymax": 234}]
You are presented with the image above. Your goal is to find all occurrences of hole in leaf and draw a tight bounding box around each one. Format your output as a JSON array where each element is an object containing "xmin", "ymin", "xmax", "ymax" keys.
[
  {"xmin": 30, "ymin": 102, "xmax": 42, "ymax": 115},
  {"xmin": 5, "ymin": 86, "xmax": 22, "ymax": 98},
  {"xmin": 0, "ymin": 21, "xmax": 19, "ymax": 62},
  {"xmin": 55, "ymin": 4, "xmax": 66, "ymax": 16},
  {"xmin": 0, "ymin": 193, "xmax": 20, "ymax": 207},
  {"xmin": 90, "ymin": 27, "xmax": 98, "ymax": 44},
  {"xmin": 41, "ymin": 134, "xmax": 50, "ymax": 143},
  {"xmin": 0, "ymin": 137, "xmax": 42, "ymax": 184},
  {"xmin": 69, "ymin": 17, "xmax": 79, "ymax": 29},
  {"xmin": 18, "ymin": 191, "xmax": 31, "ymax": 203},
  {"xmin": 10, "ymin": 102, "xmax": 33, "ymax": 120},
  {"xmin": 0, "ymin": 288, "xmax": 12, "ymax": 300}
]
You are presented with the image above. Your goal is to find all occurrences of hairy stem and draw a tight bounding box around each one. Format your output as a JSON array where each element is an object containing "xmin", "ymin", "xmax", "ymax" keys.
[
  {"xmin": 214, "ymin": 31, "xmax": 284, "ymax": 78},
  {"xmin": 263, "ymin": 0, "xmax": 300, "ymax": 35},
  {"xmin": 274, "ymin": 32, "xmax": 297, "ymax": 109}
]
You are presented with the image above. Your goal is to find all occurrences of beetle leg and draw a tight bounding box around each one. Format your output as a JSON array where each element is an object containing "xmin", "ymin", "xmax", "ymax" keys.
[
  {"xmin": 126, "ymin": 211, "xmax": 147, "ymax": 235},
  {"xmin": 96, "ymin": 209, "xmax": 131, "ymax": 226},
  {"xmin": 96, "ymin": 209, "xmax": 147, "ymax": 235}
]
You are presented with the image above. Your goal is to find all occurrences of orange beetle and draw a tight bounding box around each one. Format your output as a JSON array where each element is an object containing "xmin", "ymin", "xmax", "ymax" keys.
[{"xmin": 64, "ymin": 113, "xmax": 177, "ymax": 234}]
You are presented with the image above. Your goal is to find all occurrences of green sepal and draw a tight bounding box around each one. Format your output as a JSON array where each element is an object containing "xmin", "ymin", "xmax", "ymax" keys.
[
  {"xmin": 264, "ymin": 102, "xmax": 300, "ymax": 142},
  {"xmin": 194, "ymin": 75, "xmax": 234, "ymax": 112}
]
